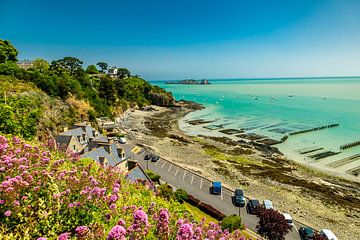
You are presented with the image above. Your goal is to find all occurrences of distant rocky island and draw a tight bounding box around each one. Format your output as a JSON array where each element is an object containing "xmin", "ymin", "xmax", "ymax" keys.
[{"xmin": 165, "ymin": 79, "xmax": 211, "ymax": 85}]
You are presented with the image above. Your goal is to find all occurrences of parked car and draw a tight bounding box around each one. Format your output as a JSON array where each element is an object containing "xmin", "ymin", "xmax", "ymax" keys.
[
  {"xmin": 299, "ymin": 227, "xmax": 315, "ymax": 240},
  {"xmin": 319, "ymin": 229, "xmax": 338, "ymax": 240},
  {"xmin": 233, "ymin": 189, "xmax": 245, "ymax": 207},
  {"xmin": 151, "ymin": 155, "xmax": 160, "ymax": 162},
  {"xmin": 246, "ymin": 199, "xmax": 260, "ymax": 214},
  {"xmin": 282, "ymin": 213, "xmax": 294, "ymax": 228},
  {"xmin": 210, "ymin": 182, "xmax": 222, "ymax": 195},
  {"xmin": 144, "ymin": 154, "xmax": 152, "ymax": 160},
  {"xmin": 263, "ymin": 199, "xmax": 273, "ymax": 209},
  {"xmin": 118, "ymin": 137, "xmax": 127, "ymax": 144}
]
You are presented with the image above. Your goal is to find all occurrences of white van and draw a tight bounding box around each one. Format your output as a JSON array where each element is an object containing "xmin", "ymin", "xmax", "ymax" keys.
[
  {"xmin": 282, "ymin": 213, "xmax": 294, "ymax": 228},
  {"xmin": 320, "ymin": 229, "xmax": 338, "ymax": 240}
]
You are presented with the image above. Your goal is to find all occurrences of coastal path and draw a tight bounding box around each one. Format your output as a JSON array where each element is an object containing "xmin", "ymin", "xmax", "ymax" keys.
[{"xmin": 133, "ymin": 148, "xmax": 305, "ymax": 240}]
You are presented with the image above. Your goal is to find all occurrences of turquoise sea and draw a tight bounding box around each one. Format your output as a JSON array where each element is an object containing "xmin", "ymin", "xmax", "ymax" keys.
[{"xmin": 154, "ymin": 77, "xmax": 360, "ymax": 177}]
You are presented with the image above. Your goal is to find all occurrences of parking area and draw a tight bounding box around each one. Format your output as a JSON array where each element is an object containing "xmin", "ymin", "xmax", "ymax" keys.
[{"xmin": 134, "ymin": 150, "xmax": 304, "ymax": 240}]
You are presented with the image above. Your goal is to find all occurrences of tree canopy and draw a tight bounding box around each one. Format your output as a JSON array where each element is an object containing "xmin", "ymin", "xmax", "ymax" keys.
[
  {"xmin": 85, "ymin": 64, "xmax": 99, "ymax": 74},
  {"xmin": 0, "ymin": 39, "xmax": 18, "ymax": 63},
  {"xmin": 96, "ymin": 62, "xmax": 108, "ymax": 72},
  {"xmin": 256, "ymin": 207, "xmax": 291, "ymax": 240},
  {"xmin": 117, "ymin": 68, "xmax": 130, "ymax": 78},
  {"xmin": 32, "ymin": 58, "xmax": 49, "ymax": 73},
  {"xmin": 50, "ymin": 57, "xmax": 84, "ymax": 75}
]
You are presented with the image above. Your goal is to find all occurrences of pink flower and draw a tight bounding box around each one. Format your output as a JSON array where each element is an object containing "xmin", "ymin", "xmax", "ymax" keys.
[
  {"xmin": 58, "ymin": 232, "xmax": 71, "ymax": 240},
  {"xmin": 4, "ymin": 210, "xmax": 11, "ymax": 217},
  {"xmin": 110, "ymin": 203, "xmax": 117, "ymax": 211},
  {"xmin": 176, "ymin": 223, "xmax": 194, "ymax": 240},
  {"xmin": 75, "ymin": 226, "xmax": 89, "ymax": 236},
  {"xmin": 0, "ymin": 200, "xmax": 5, "ymax": 204},
  {"xmin": 37, "ymin": 238, "xmax": 47, "ymax": 240},
  {"xmin": 107, "ymin": 225, "xmax": 126, "ymax": 240}
]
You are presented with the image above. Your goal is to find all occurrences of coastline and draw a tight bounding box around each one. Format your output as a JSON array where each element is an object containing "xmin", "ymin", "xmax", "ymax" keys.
[{"xmin": 118, "ymin": 102, "xmax": 360, "ymax": 240}]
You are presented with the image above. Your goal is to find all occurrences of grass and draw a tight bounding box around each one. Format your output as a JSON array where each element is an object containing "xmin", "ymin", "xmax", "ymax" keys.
[
  {"xmin": 183, "ymin": 202, "xmax": 218, "ymax": 224},
  {"xmin": 203, "ymin": 148, "xmax": 264, "ymax": 167}
]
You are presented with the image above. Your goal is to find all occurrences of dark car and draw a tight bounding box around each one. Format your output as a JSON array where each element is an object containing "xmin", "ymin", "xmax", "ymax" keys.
[
  {"xmin": 233, "ymin": 189, "xmax": 245, "ymax": 207},
  {"xmin": 246, "ymin": 199, "xmax": 260, "ymax": 214},
  {"xmin": 299, "ymin": 227, "xmax": 315, "ymax": 240},
  {"xmin": 151, "ymin": 155, "xmax": 160, "ymax": 162},
  {"xmin": 144, "ymin": 154, "xmax": 152, "ymax": 160}
]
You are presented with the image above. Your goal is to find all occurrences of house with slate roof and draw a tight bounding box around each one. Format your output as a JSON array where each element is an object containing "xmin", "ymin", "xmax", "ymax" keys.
[
  {"xmin": 55, "ymin": 122, "xmax": 107, "ymax": 153},
  {"xmin": 56, "ymin": 122, "xmax": 153, "ymax": 185}
]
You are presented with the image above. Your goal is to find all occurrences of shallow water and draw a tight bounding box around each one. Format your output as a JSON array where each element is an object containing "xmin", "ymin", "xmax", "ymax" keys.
[{"xmin": 154, "ymin": 77, "xmax": 360, "ymax": 176}]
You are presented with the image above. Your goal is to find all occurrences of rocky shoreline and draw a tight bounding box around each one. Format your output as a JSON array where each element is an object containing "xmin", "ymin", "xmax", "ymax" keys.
[{"xmin": 118, "ymin": 102, "xmax": 360, "ymax": 240}]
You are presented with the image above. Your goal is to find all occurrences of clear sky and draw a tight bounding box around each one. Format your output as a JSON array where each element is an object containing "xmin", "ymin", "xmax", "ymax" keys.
[{"xmin": 1, "ymin": 0, "xmax": 360, "ymax": 80}]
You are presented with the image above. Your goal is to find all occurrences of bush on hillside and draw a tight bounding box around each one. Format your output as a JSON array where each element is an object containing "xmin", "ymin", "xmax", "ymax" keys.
[
  {"xmin": 145, "ymin": 169, "xmax": 161, "ymax": 183},
  {"xmin": 157, "ymin": 183, "xmax": 175, "ymax": 201},
  {"xmin": 220, "ymin": 214, "xmax": 243, "ymax": 232},
  {"xmin": 175, "ymin": 188, "xmax": 188, "ymax": 203}
]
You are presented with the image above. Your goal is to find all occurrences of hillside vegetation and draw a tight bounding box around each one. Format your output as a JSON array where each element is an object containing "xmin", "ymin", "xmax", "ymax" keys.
[
  {"xmin": 0, "ymin": 39, "xmax": 175, "ymax": 139},
  {"xmin": 0, "ymin": 135, "xmax": 249, "ymax": 239}
]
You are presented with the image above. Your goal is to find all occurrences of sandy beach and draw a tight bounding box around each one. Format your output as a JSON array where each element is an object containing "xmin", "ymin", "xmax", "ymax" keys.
[{"xmin": 118, "ymin": 103, "xmax": 360, "ymax": 240}]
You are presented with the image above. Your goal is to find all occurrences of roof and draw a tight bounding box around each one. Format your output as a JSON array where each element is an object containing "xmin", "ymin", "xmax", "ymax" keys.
[
  {"xmin": 55, "ymin": 135, "xmax": 73, "ymax": 148},
  {"xmin": 60, "ymin": 127, "xmax": 85, "ymax": 137},
  {"xmin": 320, "ymin": 229, "xmax": 338, "ymax": 240},
  {"xmin": 282, "ymin": 213, "xmax": 292, "ymax": 220},
  {"xmin": 126, "ymin": 165, "xmax": 152, "ymax": 183},
  {"xmin": 81, "ymin": 147, "xmax": 117, "ymax": 166}
]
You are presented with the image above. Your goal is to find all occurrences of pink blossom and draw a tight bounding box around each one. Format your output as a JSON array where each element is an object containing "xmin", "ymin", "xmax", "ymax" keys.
[
  {"xmin": 58, "ymin": 232, "xmax": 71, "ymax": 240},
  {"xmin": 4, "ymin": 210, "xmax": 11, "ymax": 217},
  {"xmin": 37, "ymin": 238, "xmax": 47, "ymax": 240},
  {"xmin": 176, "ymin": 223, "xmax": 194, "ymax": 240},
  {"xmin": 107, "ymin": 225, "xmax": 126, "ymax": 240},
  {"xmin": 75, "ymin": 226, "xmax": 89, "ymax": 236}
]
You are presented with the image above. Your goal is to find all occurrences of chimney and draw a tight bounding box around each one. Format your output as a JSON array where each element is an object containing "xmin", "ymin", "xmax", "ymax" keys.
[
  {"xmin": 117, "ymin": 148, "xmax": 125, "ymax": 159},
  {"xmin": 99, "ymin": 156, "xmax": 106, "ymax": 166},
  {"xmin": 127, "ymin": 159, "xmax": 137, "ymax": 171}
]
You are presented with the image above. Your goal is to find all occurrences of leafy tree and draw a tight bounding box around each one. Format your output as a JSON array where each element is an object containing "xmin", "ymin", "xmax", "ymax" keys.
[
  {"xmin": 174, "ymin": 189, "xmax": 188, "ymax": 203},
  {"xmin": 256, "ymin": 207, "xmax": 291, "ymax": 240},
  {"xmin": 99, "ymin": 76, "xmax": 116, "ymax": 104},
  {"xmin": 96, "ymin": 62, "xmax": 108, "ymax": 73},
  {"xmin": 116, "ymin": 68, "xmax": 130, "ymax": 79},
  {"xmin": 50, "ymin": 57, "xmax": 83, "ymax": 75},
  {"xmin": 85, "ymin": 64, "xmax": 99, "ymax": 74},
  {"xmin": 157, "ymin": 184, "xmax": 174, "ymax": 201},
  {"xmin": 0, "ymin": 39, "xmax": 18, "ymax": 63},
  {"xmin": 32, "ymin": 58, "xmax": 49, "ymax": 73},
  {"xmin": 220, "ymin": 214, "xmax": 242, "ymax": 232}
]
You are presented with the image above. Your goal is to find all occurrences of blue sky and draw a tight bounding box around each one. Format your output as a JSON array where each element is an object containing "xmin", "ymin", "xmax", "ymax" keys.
[{"xmin": 1, "ymin": 0, "xmax": 360, "ymax": 80}]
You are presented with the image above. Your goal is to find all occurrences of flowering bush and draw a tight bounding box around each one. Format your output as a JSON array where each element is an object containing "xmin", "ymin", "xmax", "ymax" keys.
[{"xmin": 0, "ymin": 135, "xmax": 250, "ymax": 239}]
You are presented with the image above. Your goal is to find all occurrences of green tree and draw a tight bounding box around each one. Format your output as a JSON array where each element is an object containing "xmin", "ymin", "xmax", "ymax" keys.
[
  {"xmin": 157, "ymin": 184, "xmax": 174, "ymax": 201},
  {"xmin": 96, "ymin": 62, "xmax": 108, "ymax": 73},
  {"xmin": 220, "ymin": 215, "xmax": 242, "ymax": 232},
  {"xmin": 0, "ymin": 39, "xmax": 18, "ymax": 63},
  {"xmin": 116, "ymin": 68, "xmax": 130, "ymax": 79},
  {"xmin": 50, "ymin": 57, "xmax": 83, "ymax": 75},
  {"xmin": 99, "ymin": 76, "xmax": 116, "ymax": 104},
  {"xmin": 174, "ymin": 189, "xmax": 188, "ymax": 203},
  {"xmin": 32, "ymin": 58, "xmax": 49, "ymax": 73},
  {"xmin": 85, "ymin": 64, "xmax": 99, "ymax": 74},
  {"xmin": 145, "ymin": 170, "xmax": 161, "ymax": 183}
]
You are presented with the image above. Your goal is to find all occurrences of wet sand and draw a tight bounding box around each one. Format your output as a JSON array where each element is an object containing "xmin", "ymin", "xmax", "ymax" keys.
[{"xmin": 118, "ymin": 103, "xmax": 360, "ymax": 240}]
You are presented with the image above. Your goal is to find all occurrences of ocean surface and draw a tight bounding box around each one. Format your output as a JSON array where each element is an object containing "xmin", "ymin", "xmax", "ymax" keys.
[{"xmin": 154, "ymin": 77, "xmax": 360, "ymax": 177}]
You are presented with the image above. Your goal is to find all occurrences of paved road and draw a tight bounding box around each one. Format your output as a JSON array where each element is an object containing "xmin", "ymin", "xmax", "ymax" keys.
[{"xmin": 133, "ymin": 149, "xmax": 306, "ymax": 240}]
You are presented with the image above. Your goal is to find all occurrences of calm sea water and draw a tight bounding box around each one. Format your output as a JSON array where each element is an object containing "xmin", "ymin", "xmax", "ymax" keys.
[{"xmin": 154, "ymin": 77, "xmax": 360, "ymax": 176}]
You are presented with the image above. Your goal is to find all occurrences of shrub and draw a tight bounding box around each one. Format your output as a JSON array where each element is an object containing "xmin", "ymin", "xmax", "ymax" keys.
[
  {"xmin": 186, "ymin": 194, "xmax": 225, "ymax": 221},
  {"xmin": 145, "ymin": 170, "xmax": 161, "ymax": 183},
  {"xmin": 256, "ymin": 206, "xmax": 291, "ymax": 240},
  {"xmin": 220, "ymin": 214, "xmax": 242, "ymax": 232},
  {"xmin": 175, "ymin": 188, "xmax": 188, "ymax": 203},
  {"xmin": 157, "ymin": 183, "xmax": 174, "ymax": 200}
]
